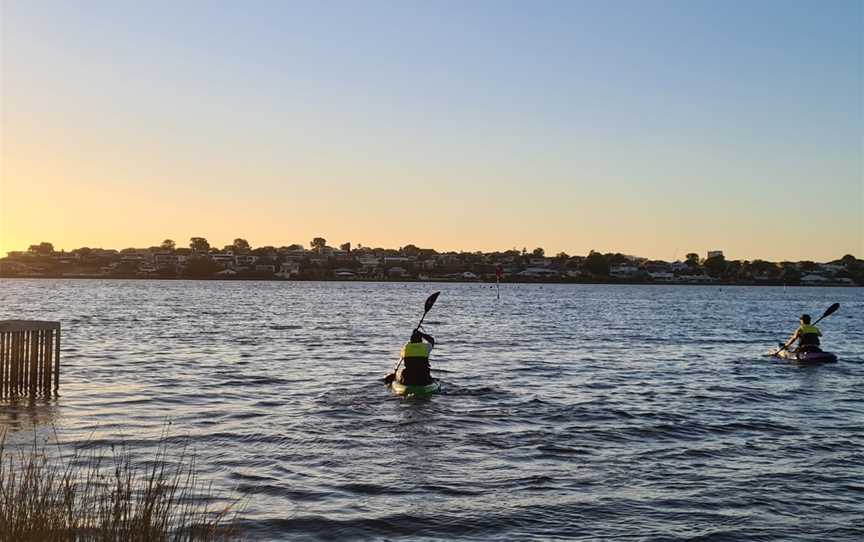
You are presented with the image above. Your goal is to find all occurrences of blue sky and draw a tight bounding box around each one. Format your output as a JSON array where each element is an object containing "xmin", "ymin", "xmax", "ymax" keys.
[{"xmin": 1, "ymin": 0, "xmax": 861, "ymax": 260}]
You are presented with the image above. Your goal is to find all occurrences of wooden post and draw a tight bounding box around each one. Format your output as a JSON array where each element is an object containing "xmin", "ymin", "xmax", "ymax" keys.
[
  {"xmin": 54, "ymin": 326, "xmax": 61, "ymax": 393},
  {"xmin": 0, "ymin": 330, "xmax": 6, "ymax": 397},
  {"xmin": 12, "ymin": 331, "xmax": 20, "ymax": 395},
  {"xmin": 43, "ymin": 329, "xmax": 53, "ymax": 393},
  {"xmin": 29, "ymin": 330, "xmax": 38, "ymax": 393},
  {"xmin": 0, "ymin": 321, "xmax": 61, "ymax": 398}
]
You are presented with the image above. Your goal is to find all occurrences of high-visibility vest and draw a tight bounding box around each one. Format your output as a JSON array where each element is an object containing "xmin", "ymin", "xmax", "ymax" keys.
[
  {"xmin": 798, "ymin": 324, "xmax": 821, "ymax": 345},
  {"xmin": 401, "ymin": 342, "xmax": 428, "ymax": 360}
]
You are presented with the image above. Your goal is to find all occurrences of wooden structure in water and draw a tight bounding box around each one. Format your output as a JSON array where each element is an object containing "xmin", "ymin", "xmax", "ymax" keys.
[{"xmin": 0, "ymin": 320, "xmax": 60, "ymax": 397}]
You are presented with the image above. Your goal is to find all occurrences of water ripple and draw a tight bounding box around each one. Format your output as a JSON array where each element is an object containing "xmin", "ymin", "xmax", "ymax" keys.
[{"xmin": 1, "ymin": 280, "xmax": 862, "ymax": 541}]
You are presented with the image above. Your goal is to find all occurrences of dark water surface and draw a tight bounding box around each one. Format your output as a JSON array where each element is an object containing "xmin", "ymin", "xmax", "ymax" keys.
[{"xmin": 1, "ymin": 280, "xmax": 862, "ymax": 540}]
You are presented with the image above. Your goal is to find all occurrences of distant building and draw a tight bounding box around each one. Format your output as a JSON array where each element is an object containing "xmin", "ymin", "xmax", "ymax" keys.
[
  {"xmin": 610, "ymin": 265, "xmax": 640, "ymax": 278},
  {"xmin": 282, "ymin": 246, "xmax": 307, "ymax": 260},
  {"xmin": 819, "ymin": 264, "xmax": 845, "ymax": 275},
  {"xmin": 707, "ymin": 250, "xmax": 724, "ymax": 259},
  {"xmin": 671, "ymin": 261, "xmax": 691, "ymax": 273},
  {"xmin": 211, "ymin": 254, "xmax": 234, "ymax": 268},
  {"xmin": 518, "ymin": 267, "xmax": 559, "ymax": 278},
  {"xmin": 800, "ymin": 274, "xmax": 829, "ymax": 284},
  {"xmin": 0, "ymin": 261, "xmax": 30, "ymax": 273},
  {"xmin": 643, "ymin": 262, "xmax": 672, "ymax": 274},
  {"xmin": 384, "ymin": 256, "xmax": 413, "ymax": 265},
  {"xmin": 235, "ymin": 255, "xmax": 258, "ymax": 267},
  {"xmin": 120, "ymin": 254, "xmax": 147, "ymax": 264},
  {"xmin": 153, "ymin": 252, "xmax": 180, "ymax": 269},
  {"xmin": 387, "ymin": 266, "xmax": 407, "ymax": 278},
  {"xmin": 276, "ymin": 261, "xmax": 300, "ymax": 278},
  {"xmin": 528, "ymin": 257, "xmax": 552, "ymax": 267},
  {"xmin": 648, "ymin": 272, "xmax": 675, "ymax": 282},
  {"xmin": 357, "ymin": 256, "xmax": 380, "ymax": 270}
]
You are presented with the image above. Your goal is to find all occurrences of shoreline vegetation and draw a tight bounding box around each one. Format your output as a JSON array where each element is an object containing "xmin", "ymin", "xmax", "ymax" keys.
[
  {"xmin": 3, "ymin": 239, "xmax": 861, "ymax": 286},
  {"xmin": 0, "ymin": 430, "xmax": 240, "ymax": 541},
  {"xmin": 0, "ymin": 274, "xmax": 860, "ymax": 288}
]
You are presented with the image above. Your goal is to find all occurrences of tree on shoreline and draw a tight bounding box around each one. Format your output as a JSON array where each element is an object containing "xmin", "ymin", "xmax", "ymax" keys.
[
  {"xmin": 183, "ymin": 256, "xmax": 218, "ymax": 278},
  {"xmin": 704, "ymin": 254, "xmax": 726, "ymax": 278},
  {"xmin": 585, "ymin": 251, "xmax": 610, "ymax": 276},
  {"xmin": 233, "ymin": 238, "xmax": 251, "ymax": 253},
  {"xmin": 190, "ymin": 237, "xmax": 210, "ymax": 253},
  {"xmin": 28, "ymin": 242, "xmax": 54, "ymax": 254}
]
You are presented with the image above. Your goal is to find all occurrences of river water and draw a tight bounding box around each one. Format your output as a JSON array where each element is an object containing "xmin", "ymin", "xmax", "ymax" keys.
[{"xmin": 1, "ymin": 280, "xmax": 862, "ymax": 540}]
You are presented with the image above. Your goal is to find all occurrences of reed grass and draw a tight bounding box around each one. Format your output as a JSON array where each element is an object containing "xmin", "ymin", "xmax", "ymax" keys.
[{"xmin": 0, "ymin": 429, "xmax": 240, "ymax": 541}]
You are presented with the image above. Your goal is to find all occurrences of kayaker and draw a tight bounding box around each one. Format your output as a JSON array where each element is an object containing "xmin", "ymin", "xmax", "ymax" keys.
[
  {"xmin": 396, "ymin": 329, "xmax": 435, "ymax": 385},
  {"xmin": 781, "ymin": 314, "xmax": 823, "ymax": 353}
]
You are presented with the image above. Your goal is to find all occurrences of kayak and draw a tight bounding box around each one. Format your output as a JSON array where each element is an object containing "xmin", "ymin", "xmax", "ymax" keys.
[
  {"xmin": 389, "ymin": 379, "xmax": 441, "ymax": 396},
  {"xmin": 772, "ymin": 348, "xmax": 838, "ymax": 364}
]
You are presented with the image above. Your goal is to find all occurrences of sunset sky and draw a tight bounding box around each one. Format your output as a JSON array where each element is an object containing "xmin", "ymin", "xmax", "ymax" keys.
[{"xmin": 1, "ymin": 0, "xmax": 861, "ymax": 261}]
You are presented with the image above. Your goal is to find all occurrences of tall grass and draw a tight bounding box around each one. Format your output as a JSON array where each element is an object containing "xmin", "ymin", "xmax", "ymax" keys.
[{"xmin": 0, "ymin": 430, "xmax": 240, "ymax": 541}]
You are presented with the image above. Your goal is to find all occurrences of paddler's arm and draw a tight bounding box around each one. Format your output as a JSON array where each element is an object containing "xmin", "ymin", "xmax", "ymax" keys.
[
  {"xmin": 781, "ymin": 329, "xmax": 800, "ymax": 351},
  {"xmin": 420, "ymin": 332, "xmax": 435, "ymax": 350}
]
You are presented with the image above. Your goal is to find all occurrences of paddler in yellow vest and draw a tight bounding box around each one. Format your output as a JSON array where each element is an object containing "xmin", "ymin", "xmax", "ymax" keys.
[
  {"xmin": 396, "ymin": 329, "xmax": 435, "ymax": 385},
  {"xmin": 782, "ymin": 314, "xmax": 823, "ymax": 353}
]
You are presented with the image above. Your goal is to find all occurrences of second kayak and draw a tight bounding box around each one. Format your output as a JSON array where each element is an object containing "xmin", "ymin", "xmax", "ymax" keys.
[
  {"xmin": 389, "ymin": 379, "xmax": 441, "ymax": 397},
  {"xmin": 773, "ymin": 348, "xmax": 838, "ymax": 364}
]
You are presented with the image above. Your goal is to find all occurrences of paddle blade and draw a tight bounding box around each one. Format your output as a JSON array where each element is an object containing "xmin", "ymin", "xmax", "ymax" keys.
[
  {"xmin": 812, "ymin": 303, "xmax": 840, "ymax": 325},
  {"xmin": 383, "ymin": 373, "xmax": 395, "ymax": 385},
  {"xmin": 821, "ymin": 303, "xmax": 840, "ymax": 319},
  {"xmin": 424, "ymin": 292, "xmax": 441, "ymax": 314}
]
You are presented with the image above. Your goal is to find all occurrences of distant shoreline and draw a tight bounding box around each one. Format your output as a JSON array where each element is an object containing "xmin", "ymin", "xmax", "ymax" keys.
[{"xmin": 0, "ymin": 274, "xmax": 858, "ymax": 287}]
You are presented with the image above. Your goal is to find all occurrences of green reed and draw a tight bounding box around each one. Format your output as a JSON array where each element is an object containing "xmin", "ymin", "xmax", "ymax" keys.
[{"xmin": 0, "ymin": 429, "xmax": 241, "ymax": 541}]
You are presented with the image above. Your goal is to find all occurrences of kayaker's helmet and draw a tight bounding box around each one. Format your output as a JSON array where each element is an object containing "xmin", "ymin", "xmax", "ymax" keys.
[
  {"xmin": 800, "ymin": 314, "xmax": 811, "ymax": 324},
  {"xmin": 410, "ymin": 329, "xmax": 422, "ymax": 343}
]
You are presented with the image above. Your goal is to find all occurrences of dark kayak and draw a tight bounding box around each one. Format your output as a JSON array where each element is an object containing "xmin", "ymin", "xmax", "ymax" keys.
[
  {"xmin": 772, "ymin": 348, "xmax": 838, "ymax": 364},
  {"xmin": 389, "ymin": 379, "xmax": 441, "ymax": 396}
]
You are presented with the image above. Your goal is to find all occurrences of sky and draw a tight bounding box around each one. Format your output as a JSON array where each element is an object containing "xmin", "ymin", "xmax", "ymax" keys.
[{"xmin": 1, "ymin": 0, "xmax": 861, "ymax": 261}]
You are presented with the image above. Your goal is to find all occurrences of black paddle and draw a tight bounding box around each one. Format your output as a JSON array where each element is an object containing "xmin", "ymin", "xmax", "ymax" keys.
[
  {"xmin": 772, "ymin": 302, "xmax": 840, "ymax": 356},
  {"xmin": 416, "ymin": 291, "xmax": 440, "ymax": 329},
  {"xmin": 383, "ymin": 292, "xmax": 441, "ymax": 385},
  {"xmin": 812, "ymin": 302, "xmax": 840, "ymax": 325}
]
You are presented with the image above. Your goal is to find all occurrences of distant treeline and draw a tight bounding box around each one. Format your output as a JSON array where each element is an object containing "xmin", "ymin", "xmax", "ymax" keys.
[{"xmin": 2, "ymin": 239, "xmax": 861, "ymax": 285}]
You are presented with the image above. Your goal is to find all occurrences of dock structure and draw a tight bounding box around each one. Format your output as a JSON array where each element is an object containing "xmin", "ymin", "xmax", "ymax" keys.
[{"xmin": 0, "ymin": 320, "xmax": 60, "ymax": 398}]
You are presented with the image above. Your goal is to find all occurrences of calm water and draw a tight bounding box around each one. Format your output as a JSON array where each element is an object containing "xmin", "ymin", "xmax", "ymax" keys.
[{"xmin": 1, "ymin": 280, "xmax": 862, "ymax": 541}]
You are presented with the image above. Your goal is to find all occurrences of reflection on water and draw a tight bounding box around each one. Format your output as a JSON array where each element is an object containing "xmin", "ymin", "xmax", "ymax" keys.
[
  {"xmin": 0, "ymin": 396, "xmax": 59, "ymax": 432},
  {"xmin": 1, "ymin": 280, "xmax": 863, "ymax": 541}
]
